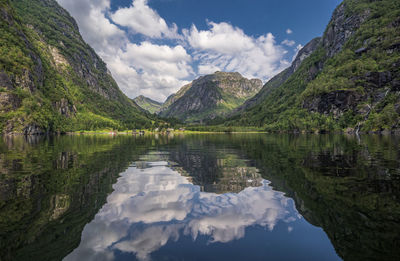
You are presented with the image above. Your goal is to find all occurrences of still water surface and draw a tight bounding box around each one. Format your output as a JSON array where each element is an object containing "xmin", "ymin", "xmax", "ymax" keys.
[{"xmin": 0, "ymin": 134, "xmax": 399, "ymax": 260}]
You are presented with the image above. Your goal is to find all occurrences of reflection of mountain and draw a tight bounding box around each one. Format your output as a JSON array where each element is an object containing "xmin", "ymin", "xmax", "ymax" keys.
[
  {"xmin": 0, "ymin": 136, "xmax": 152, "ymax": 261},
  {"xmin": 64, "ymin": 162, "xmax": 302, "ymax": 261},
  {"xmin": 134, "ymin": 144, "xmax": 263, "ymax": 194},
  {"xmin": 167, "ymin": 142, "xmax": 262, "ymax": 193},
  {"xmin": 237, "ymin": 134, "xmax": 400, "ymax": 261},
  {"xmin": 1, "ymin": 134, "xmax": 399, "ymax": 261},
  {"xmin": 135, "ymin": 134, "xmax": 400, "ymax": 260}
]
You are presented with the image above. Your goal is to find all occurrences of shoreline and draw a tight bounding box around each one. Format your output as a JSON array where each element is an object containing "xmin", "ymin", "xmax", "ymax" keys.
[{"xmin": 2, "ymin": 129, "xmax": 400, "ymax": 136}]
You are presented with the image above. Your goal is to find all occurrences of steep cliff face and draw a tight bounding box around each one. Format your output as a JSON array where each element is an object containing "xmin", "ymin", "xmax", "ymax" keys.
[
  {"xmin": 160, "ymin": 72, "xmax": 263, "ymax": 122},
  {"xmin": 0, "ymin": 0, "xmax": 154, "ymax": 134},
  {"xmin": 228, "ymin": 0, "xmax": 400, "ymax": 133}
]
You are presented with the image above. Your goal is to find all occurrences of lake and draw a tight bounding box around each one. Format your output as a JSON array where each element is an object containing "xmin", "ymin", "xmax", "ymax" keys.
[{"xmin": 0, "ymin": 134, "xmax": 399, "ymax": 261}]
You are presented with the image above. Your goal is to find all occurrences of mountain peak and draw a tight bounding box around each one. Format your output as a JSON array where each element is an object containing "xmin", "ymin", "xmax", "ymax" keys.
[{"xmin": 160, "ymin": 72, "xmax": 263, "ymax": 122}]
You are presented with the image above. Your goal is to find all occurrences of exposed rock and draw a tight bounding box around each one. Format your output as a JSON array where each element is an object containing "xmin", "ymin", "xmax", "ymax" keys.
[
  {"xmin": 23, "ymin": 124, "xmax": 45, "ymax": 135},
  {"xmin": 0, "ymin": 93, "xmax": 21, "ymax": 112},
  {"xmin": 54, "ymin": 98, "xmax": 76, "ymax": 117},
  {"xmin": 303, "ymin": 90, "xmax": 363, "ymax": 118},
  {"xmin": 355, "ymin": 47, "xmax": 368, "ymax": 54},
  {"xmin": 363, "ymin": 71, "xmax": 392, "ymax": 88},
  {"xmin": 50, "ymin": 46, "xmax": 68, "ymax": 69},
  {"xmin": 14, "ymin": 69, "xmax": 36, "ymax": 93},
  {"xmin": 161, "ymin": 72, "xmax": 263, "ymax": 122},
  {"xmin": 323, "ymin": 3, "xmax": 370, "ymax": 57},
  {"xmin": 0, "ymin": 72, "xmax": 13, "ymax": 90}
]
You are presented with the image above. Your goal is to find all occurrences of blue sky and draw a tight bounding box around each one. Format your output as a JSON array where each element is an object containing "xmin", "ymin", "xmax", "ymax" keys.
[{"xmin": 57, "ymin": 0, "xmax": 342, "ymax": 102}]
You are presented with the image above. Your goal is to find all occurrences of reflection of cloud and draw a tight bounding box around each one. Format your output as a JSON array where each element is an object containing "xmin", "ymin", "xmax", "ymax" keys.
[{"xmin": 65, "ymin": 162, "xmax": 299, "ymax": 261}]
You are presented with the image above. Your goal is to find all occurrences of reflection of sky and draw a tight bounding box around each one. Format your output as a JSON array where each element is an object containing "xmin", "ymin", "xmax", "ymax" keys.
[{"xmin": 64, "ymin": 160, "xmax": 338, "ymax": 261}]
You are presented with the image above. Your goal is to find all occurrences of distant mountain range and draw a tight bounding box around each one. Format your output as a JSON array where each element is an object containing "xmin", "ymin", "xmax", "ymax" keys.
[{"xmin": 135, "ymin": 72, "xmax": 262, "ymax": 123}]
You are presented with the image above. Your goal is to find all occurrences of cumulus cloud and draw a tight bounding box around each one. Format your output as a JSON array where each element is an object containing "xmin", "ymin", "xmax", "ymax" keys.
[
  {"xmin": 185, "ymin": 22, "xmax": 289, "ymax": 81},
  {"xmin": 56, "ymin": 0, "xmax": 126, "ymax": 56},
  {"xmin": 111, "ymin": 0, "xmax": 180, "ymax": 39},
  {"xmin": 286, "ymin": 28, "xmax": 293, "ymax": 34},
  {"xmin": 65, "ymin": 160, "xmax": 299, "ymax": 261},
  {"xmin": 282, "ymin": 39, "xmax": 296, "ymax": 47},
  {"xmin": 110, "ymin": 42, "xmax": 193, "ymax": 99},
  {"xmin": 56, "ymin": 0, "xmax": 191, "ymax": 102},
  {"xmin": 57, "ymin": 0, "xmax": 293, "ymax": 102}
]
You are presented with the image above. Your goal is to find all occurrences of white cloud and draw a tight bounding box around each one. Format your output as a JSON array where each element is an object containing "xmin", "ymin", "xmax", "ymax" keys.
[
  {"xmin": 56, "ymin": 0, "xmax": 126, "ymax": 55},
  {"xmin": 286, "ymin": 28, "xmax": 293, "ymax": 34},
  {"xmin": 65, "ymin": 160, "xmax": 299, "ymax": 261},
  {"xmin": 56, "ymin": 1, "xmax": 292, "ymax": 102},
  {"xmin": 108, "ymin": 42, "xmax": 193, "ymax": 101},
  {"xmin": 56, "ymin": 0, "xmax": 192, "ymax": 102},
  {"xmin": 111, "ymin": 0, "xmax": 180, "ymax": 39},
  {"xmin": 185, "ymin": 22, "xmax": 254, "ymax": 54},
  {"xmin": 282, "ymin": 39, "xmax": 296, "ymax": 47},
  {"xmin": 185, "ymin": 21, "xmax": 289, "ymax": 81}
]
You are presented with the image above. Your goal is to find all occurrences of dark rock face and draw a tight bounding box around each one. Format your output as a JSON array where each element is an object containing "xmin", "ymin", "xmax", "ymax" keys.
[
  {"xmin": 0, "ymin": 72, "xmax": 13, "ymax": 90},
  {"xmin": 54, "ymin": 98, "xmax": 77, "ymax": 118},
  {"xmin": 303, "ymin": 90, "xmax": 363, "ymax": 117},
  {"xmin": 0, "ymin": 93, "xmax": 21, "ymax": 113},
  {"xmin": 363, "ymin": 71, "xmax": 392, "ymax": 88},
  {"xmin": 23, "ymin": 124, "xmax": 45, "ymax": 135},
  {"xmin": 322, "ymin": 3, "xmax": 370, "ymax": 57},
  {"xmin": 161, "ymin": 72, "xmax": 263, "ymax": 122}
]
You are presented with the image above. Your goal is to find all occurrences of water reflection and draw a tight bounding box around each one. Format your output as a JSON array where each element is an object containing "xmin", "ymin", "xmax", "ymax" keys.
[
  {"xmin": 65, "ymin": 153, "xmax": 335, "ymax": 261},
  {"xmin": 1, "ymin": 134, "xmax": 399, "ymax": 261}
]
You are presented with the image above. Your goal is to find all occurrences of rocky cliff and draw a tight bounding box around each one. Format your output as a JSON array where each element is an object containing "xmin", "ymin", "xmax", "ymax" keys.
[
  {"xmin": 0, "ymin": 0, "xmax": 154, "ymax": 134},
  {"xmin": 160, "ymin": 72, "xmax": 262, "ymax": 123},
  {"xmin": 227, "ymin": 0, "xmax": 400, "ymax": 133}
]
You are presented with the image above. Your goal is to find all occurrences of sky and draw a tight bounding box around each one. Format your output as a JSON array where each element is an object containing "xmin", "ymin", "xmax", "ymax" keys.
[{"xmin": 56, "ymin": 0, "xmax": 342, "ymax": 102}]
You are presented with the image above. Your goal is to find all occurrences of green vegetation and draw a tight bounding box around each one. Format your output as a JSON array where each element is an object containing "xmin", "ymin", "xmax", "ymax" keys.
[
  {"xmin": 225, "ymin": 0, "xmax": 400, "ymax": 133},
  {"xmin": 0, "ymin": 135, "xmax": 154, "ymax": 261},
  {"xmin": 160, "ymin": 72, "xmax": 263, "ymax": 123},
  {"xmin": 0, "ymin": 0, "xmax": 158, "ymax": 134},
  {"xmin": 133, "ymin": 95, "xmax": 162, "ymax": 114}
]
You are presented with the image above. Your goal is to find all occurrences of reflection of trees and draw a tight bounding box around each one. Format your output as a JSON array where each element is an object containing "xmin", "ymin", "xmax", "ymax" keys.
[
  {"xmin": 0, "ymin": 135, "xmax": 152, "ymax": 261},
  {"xmin": 1, "ymin": 133, "xmax": 399, "ymax": 260},
  {"xmin": 236, "ymin": 134, "xmax": 400, "ymax": 261}
]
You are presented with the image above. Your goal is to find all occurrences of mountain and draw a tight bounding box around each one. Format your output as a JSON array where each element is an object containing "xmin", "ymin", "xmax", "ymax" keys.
[
  {"xmin": 232, "ymin": 37, "xmax": 322, "ymax": 115},
  {"xmin": 133, "ymin": 95, "xmax": 162, "ymax": 114},
  {"xmin": 161, "ymin": 83, "xmax": 192, "ymax": 112},
  {"xmin": 227, "ymin": 0, "xmax": 400, "ymax": 133},
  {"xmin": 160, "ymin": 72, "xmax": 263, "ymax": 123},
  {"xmin": 0, "ymin": 0, "xmax": 155, "ymax": 134}
]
